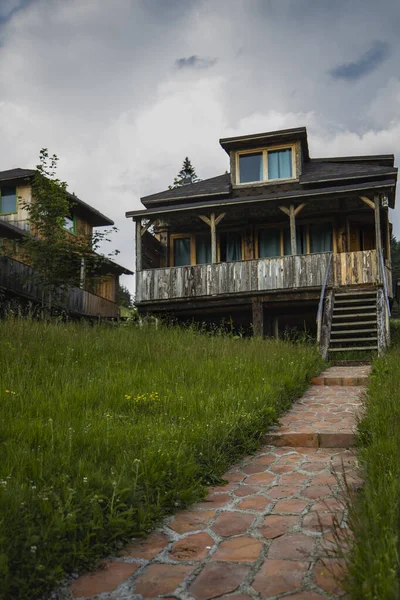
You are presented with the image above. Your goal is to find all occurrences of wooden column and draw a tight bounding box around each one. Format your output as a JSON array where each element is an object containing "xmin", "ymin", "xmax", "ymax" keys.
[
  {"xmin": 135, "ymin": 219, "xmax": 142, "ymax": 273},
  {"xmin": 210, "ymin": 212, "xmax": 217, "ymax": 264},
  {"xmin": 273, "ymin": 316, "xmax": 279, "ymax": 340},
  {"xmin": 79, "ymin": 257, "xmax": 86, "ymax": 290},
  {"xmin": 252, "ymin": 298, "xmax": 264, "ymax": 337},
  {"xmin": 158, "ymin": 227, "xmax": 169, "ymax": 267},
  {"xmin": 289, "ymin": 204, "xmax": 297, "ymax": 256},
  {"xmin": 374, "ymin": 195, "xmax": 382, "ymax": 283},
  {"xmin": 199, "ymin": 212, "xmax": 226, "ymax": 264}
]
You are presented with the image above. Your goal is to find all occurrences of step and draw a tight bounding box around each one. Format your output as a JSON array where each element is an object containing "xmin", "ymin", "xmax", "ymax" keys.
[
  {"xmin": 332, "ymin": 312, "xmax": 376, "ymax": 319},
  {"xmin": 263, "ymin": 431, "xmax": 355, "ymax": 448},
  {"xmin": 330, "ymin": 337, "xmax": 377, "ymax": 343},
  {"xmin": 331, "ymin": 328, "xmax": 377, "ymax": 335},
  {"xmin": 311, "ymin": 375, "xmax": 369, "ymax": 386},
  {"xmin": 334, "ymin": 305, "xmax": 376, "ymax": 312},
  {"xmin": 331, "ymin": 320, "xmax": 376, "ymax": 327},
  {"xmin": 334, "ymin": 298, "xmax": 376, "ymax": 305},
  {"xmin": 335, "ymin": 291, "xmax": 376, "ymax": 297},
  {"xmin": 329, "ymin": 346, "xmax": 378, "ymax": 352}
]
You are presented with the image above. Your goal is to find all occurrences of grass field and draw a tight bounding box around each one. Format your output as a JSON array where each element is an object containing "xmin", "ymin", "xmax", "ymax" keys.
[
  {"xmin": 345, "ymin": 320, "xmax": 400, "ymax": 599},
  {"xmin": 0, "ymin": 319, "xmax": 323, "ymax": 599}
]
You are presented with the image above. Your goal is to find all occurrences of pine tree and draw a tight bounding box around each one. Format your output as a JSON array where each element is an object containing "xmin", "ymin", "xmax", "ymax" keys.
[{"xmin": 169, "ymin": 157, "xmax": 200, "ymax": 188}]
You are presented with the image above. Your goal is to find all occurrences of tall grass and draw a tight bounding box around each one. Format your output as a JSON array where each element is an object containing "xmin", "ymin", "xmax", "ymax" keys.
[
  {"xmin": 0, "ymin": 319, "xmax": 323, "ymax": 600},
  {"xmin": 345, "ymin": 319, "xmax": 400, "ymax": 599}
]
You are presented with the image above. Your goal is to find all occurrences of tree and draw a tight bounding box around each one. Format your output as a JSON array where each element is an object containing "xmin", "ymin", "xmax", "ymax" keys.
[
  {"xmin": 117, "ymin": 283, "xmax": 133, "ymax": 308},
  {"xmin": 21, "ymin": 149, "xmax": 117, "ymax": 309},
  {"xmin": 169, "ymin": 157, "xmax": 200, "ymax": 188}
]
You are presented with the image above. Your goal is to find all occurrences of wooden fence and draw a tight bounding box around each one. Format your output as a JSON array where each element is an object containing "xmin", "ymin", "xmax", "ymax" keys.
[{"xmin": 0, "ymin": 255, "xmax": 119, "ymax": 318}]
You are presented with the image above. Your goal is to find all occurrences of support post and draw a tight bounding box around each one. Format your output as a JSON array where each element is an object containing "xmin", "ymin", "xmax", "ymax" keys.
[
  {"xmin": 210, "ymin": 212, "xmax": 217, "ymax": 264},
  {"xmin": 135, "ymin": 219, "xmax": 142, "ymax": 273},
  {"xmin": 374, "ymin": 195, "xmax": 382, "ymax": 284},
  {"xmin": 252, "ymin": 298, "xmax": 264, "ymax": 337},
  {"xmin": 273, "ymin": 316, "xmax": 279, "ymax": 340},
  {"xmin": 289, "ymin": 204, "xmax": 297, "ymax": 256},
  {"xmin": 79, "ymin": 257, "xmax": 86, "ymax": 290},
  {"xmin": 376, "ymin": 287, "xmax": 386, "ymax": 355}
]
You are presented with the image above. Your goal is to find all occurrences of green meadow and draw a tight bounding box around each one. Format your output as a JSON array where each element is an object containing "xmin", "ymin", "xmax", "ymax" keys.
[{"xmin": 0, "ymin": 319, "xmax": 323, "ymax": 599}]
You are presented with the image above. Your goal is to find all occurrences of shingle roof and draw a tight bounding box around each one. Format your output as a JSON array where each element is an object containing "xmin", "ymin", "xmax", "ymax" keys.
[
  {"xmin": 141, "ymin": 173, "xmax": 231, "ymax": 207},
  {"xmin": 300, "ymin": 159, "xmax": 397, "ymax": 185},
  {"xmin": 0, "ymin": 168, "xmax": 113, "ymax": 227}
]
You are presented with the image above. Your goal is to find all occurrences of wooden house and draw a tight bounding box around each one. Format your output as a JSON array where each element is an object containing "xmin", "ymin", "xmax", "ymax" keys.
[
  {"xmin": 126, "ymin": 127, "xmax": 397, "ymax": 355},
  {"xmin": 0, "ymin": 168, "xmax": 132, "ymax": 318}
]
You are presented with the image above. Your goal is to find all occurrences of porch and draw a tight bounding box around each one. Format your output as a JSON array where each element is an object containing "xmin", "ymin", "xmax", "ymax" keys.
[{"xmin": 136, "ymin": 249, "xmax": 383, "ymax": 304}]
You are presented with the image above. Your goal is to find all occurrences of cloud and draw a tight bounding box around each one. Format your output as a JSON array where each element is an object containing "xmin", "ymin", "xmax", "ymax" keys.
[
  {"xmin": 329, "ymin": 41, "xmax": 390, "ymax": 81},
  {"xmin": 175, "ymin": 55, "xmax": 217, "ymax": 70}
]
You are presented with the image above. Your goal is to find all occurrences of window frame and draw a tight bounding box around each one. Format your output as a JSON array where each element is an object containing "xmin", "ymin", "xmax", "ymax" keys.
[
  {"xmin": 217, "ymin": 228, "xmax": 245, "ymax": 263},
  {"xmin": 235, "ymin": 143, "xmax": 296, "ymax": 186},
  {"xmin": 0, "ymin": 185, "xmax": 18, "ymax": 216},
  {"xmin": 170, "ymin": 233, "xmax": 197, "ymax": 267},
  {"xmin": 63, "ymin": 213, "xmax": 77, "ymax": 235}
]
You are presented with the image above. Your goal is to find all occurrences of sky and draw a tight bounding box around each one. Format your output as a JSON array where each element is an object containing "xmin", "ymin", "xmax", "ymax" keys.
[{"xmin": 1, "ymin": 0, "xmax": 400, "ymax": 293}]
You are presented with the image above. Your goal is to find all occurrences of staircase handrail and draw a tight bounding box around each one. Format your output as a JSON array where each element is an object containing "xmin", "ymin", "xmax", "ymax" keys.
[
  {"xmin": 379, "ymin": 247, "xmax": 391, "ymax": 317},
  {"xmin": 316, "ymin": 252, "xmax": 333, "ymax": 344}
]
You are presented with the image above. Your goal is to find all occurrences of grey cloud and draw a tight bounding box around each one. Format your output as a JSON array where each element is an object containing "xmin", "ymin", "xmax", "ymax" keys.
[
  {"xmin": 175, "ymin": 55, "xmax": 217, "ymax": 70},
  {"xmin": 329, "ymin": 41, "xmax": 390, "ymax": 81}
]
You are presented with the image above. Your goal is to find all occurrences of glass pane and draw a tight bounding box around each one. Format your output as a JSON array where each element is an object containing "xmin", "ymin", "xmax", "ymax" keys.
[
  {"xmin": 174, "ymin": 237, "xmax": 191, "ymax": 266},
  {"xmin": 259, "ymin": 229, "xmax": 281, "ymax": 258},
  {"xmin": 296, "ymin": 225, "xmax": 307, "ymax": 255},
  {"xmin": 196, "ymin": 234, "xmax": 211, "ymax": 264},
  {"xmin": 283, "ymin": 228, "xmax": 291, "ymax": 255},
  {"xmin": 310, "ymin": 223, "xmax": 333, "ymax": 253},
  {"xmin": 64, "ymin": 216, "xmax": 75, "ymax": 232},
  {"xmin": 268, "ymin": 149, "xmax": 292, "ymax": 179},
  {"xmin": 239, "ymin": 152, "xmax": 263, "ymax": 183},
  {"xmin": 1, "ymin": 186, "xmax": 17, "ymax": 214},
  {"xmin": 220, "ymin": 232, "xmax": 242, "ymax": 262}
]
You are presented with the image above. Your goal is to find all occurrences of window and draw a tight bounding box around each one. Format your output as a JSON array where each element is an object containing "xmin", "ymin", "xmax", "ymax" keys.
[
  {"xmin": 237, "ymin": 146, "xmax": 294, "ymax": 184},
  {"xmin": 309, "ymin": 223, "xmax": 333, "ymax": 253},
  {"xmin": 196, "ymin": 234, "xmax": 211, "ymax": 264},
  {"xmin": 239, "ymin": 152, "xmax": 263, "ymax": 183},
  {"xmin": 63, "ymin": 215, "xmax": 76, "ymax": 234},
  {"xmin": 258, "ymin": 229, "xmax": 281, "ymax": 258},
  {"xmin": 173, "ymin": 236, "xmax": 191, "ymax": 266},
  {"xmin": 220, "ymin": 231, "xmax": 242, "ymax": 262},
  {"xmin": 0, "ymin": 186, "xmax": 17, "ymax": 214}
]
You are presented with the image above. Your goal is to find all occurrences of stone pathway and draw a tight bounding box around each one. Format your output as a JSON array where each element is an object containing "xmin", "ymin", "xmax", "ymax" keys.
[{"xmin": 67, "ymin": 365, "xmax": 369, "ymax": 600}]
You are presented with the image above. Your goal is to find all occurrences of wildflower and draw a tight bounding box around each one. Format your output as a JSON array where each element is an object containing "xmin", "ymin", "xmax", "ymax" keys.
[
  {"xmin": 30, "ymin": 546, "xmax": 37, "ymax": 554},
  {"xmin": 124, "ymin": 394, "xmax": 132, "ymax": 400},
  {"xmin": 83, "ymin": 477, "xmax": 88, "ymax": 484}
]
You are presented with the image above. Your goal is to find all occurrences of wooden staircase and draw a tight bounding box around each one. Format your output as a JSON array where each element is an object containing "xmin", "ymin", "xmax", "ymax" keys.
[{"xmin": 329, "ymin": 288, "xmax": 378, "ymax": 353}]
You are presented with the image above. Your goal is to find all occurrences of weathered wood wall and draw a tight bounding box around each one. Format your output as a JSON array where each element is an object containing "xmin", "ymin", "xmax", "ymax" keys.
[
  {"xmin": 0, "ymin": 256, "xmax": 119, "ymax": 318},
  {"xmin": 137, "ymin": 252, "xmax": 333, "ymax": 302},
  {"xmin": 333, "ymin": 250, "xmax": 378, "ymax": 287},
  {"xmin": 137, "ymin": 250, "xmax": 382, "ymax": 304}
]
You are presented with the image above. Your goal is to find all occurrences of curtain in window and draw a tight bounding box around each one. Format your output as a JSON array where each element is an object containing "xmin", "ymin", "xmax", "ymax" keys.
[
  {"xmin": 268, "ymin": 149, "xmax": 292, "ymax": 179},
  {"xmin": 174, "ymin": 237, "xmax": 191, "ymax": 266},
  {"xmin": 309, "ymin": 224, "xmax": 333, "ymax": 253},
  {"xmin": 196, "ymin": 234, "xmax": 211, "ymax": 264},
  {"xmin": 220, "ymin": 232, "xmax": 242, "ymax": 262},
  {"xmin": 283, "ymin": 228, "xmax": 291, "ymax": 256},
  {"xmin": 296, "ymin": 225, "xmax": 307, "ymax": 255},
  {"xmin": 259, "ymin": 229, "xmax": 281, "ymax": 258}
]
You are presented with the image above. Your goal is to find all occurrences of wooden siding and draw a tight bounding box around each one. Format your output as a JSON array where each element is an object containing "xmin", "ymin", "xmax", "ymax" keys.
[
  {"xmin": 333, "ymin": 250, "xmax": 378, "ymax": 287},
  {"xmin": 137, "ymin": 253, "xmax": 332, "ymax": 302},
  {"xmin": 0, "ymin": 255, "xmax": 119, "ymax": 318},
  {"xmin": 137, "ymin": 250, "xmax": 381, "ymax": 304}
]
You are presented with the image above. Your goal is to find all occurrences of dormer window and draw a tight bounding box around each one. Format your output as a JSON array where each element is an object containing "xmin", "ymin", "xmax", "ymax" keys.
[{"xmin": 237, "ymin": 145, "xmax": 295, "ymax": 185}]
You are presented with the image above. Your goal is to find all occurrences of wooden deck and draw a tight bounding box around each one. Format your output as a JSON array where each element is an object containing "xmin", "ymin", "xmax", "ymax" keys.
[
  {"xmin": 0, "ymin": 256, "xmax": 119, "ymax": 318},
  {"xmin": 137, "ymin": 250, "xmax": 381, "ymax": 304}
]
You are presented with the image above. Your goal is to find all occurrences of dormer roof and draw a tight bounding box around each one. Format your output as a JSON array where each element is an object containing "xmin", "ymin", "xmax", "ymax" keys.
[{"xmin": 219, "ymin": 126, "xmax": 310, "ymax": 160}]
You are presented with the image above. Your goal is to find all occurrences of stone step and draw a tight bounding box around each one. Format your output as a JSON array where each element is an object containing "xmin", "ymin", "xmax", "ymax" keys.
[
  {"xmin": 263, "ymin": 431, "xmax": 355, "ymax": 448},
  {"xmin": 311, "ymin": 375, "xmax": 368, "ymax": 386}
]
